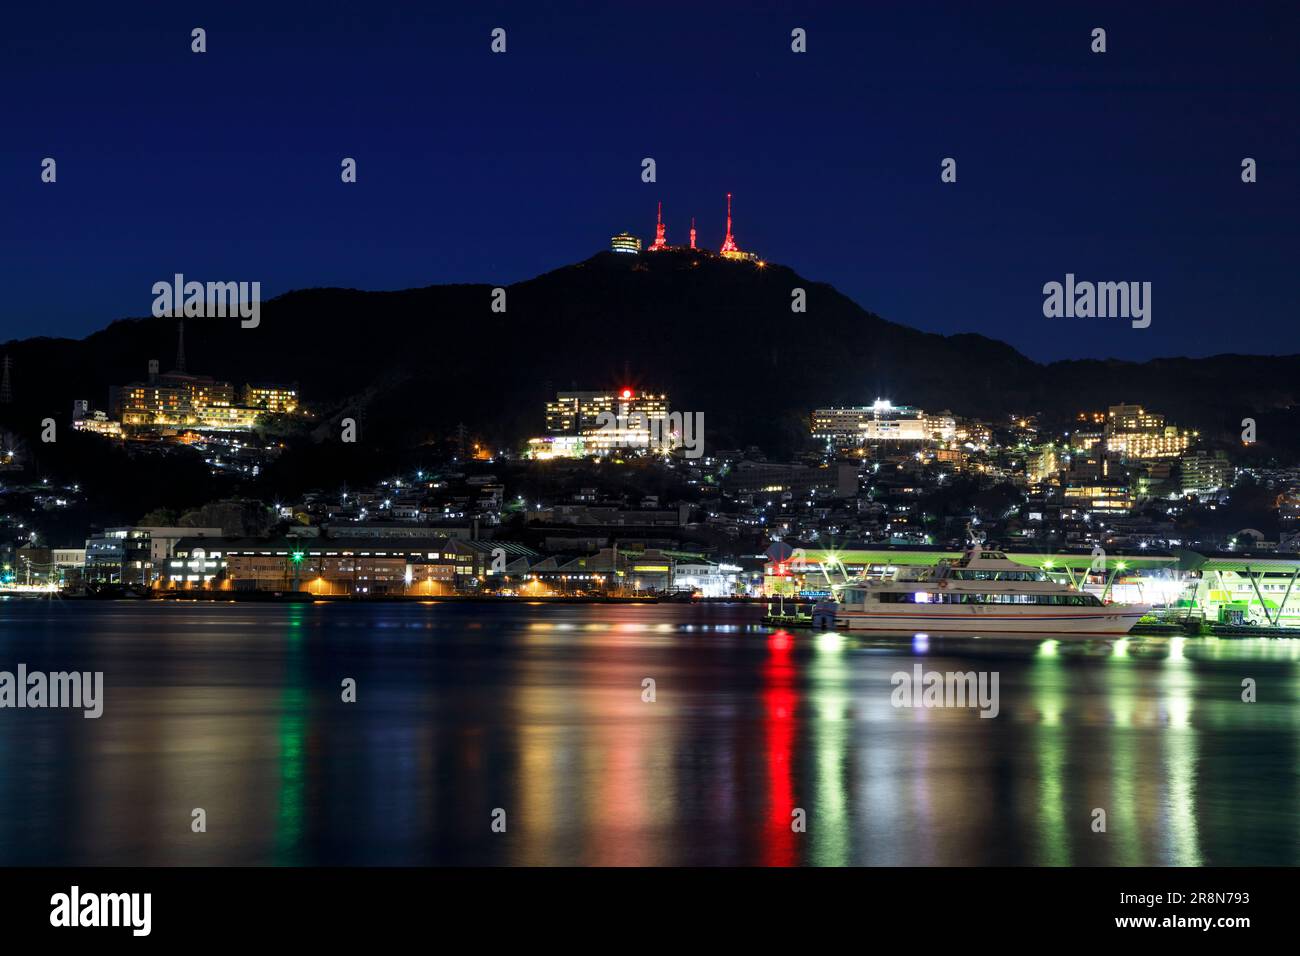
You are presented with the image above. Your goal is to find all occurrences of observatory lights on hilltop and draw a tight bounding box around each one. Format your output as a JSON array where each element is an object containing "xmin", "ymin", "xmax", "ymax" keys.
[
  {"xmin": 718, "ymin": 192, "xmax": 757, "ymax": 262},
  {"xmin": 649, "ymin": 202, "xmax": 669, "ymax": 251},
  {"xmin": 610, "ymin": 232, "xmax": 641, "ymax": 254},
  {"xmin": 610, "ymin": 194, "xmax": 761, "ymax": 263}
]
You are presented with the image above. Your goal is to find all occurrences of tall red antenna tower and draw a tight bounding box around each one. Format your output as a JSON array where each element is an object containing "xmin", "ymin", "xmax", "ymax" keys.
[
  {"xmin": 689, "ymin": 217, "xmax": 696, "ymax": 250},
  {"xmin": 720, "ymin": 193, "xmax": 738, "ymax": 253},
  {"xmin": 649, "ymin": 201, "xmax": 668, "ymax": 251}
]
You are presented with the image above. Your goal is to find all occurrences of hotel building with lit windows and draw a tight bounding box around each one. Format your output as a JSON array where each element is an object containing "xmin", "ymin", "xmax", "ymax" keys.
[
  {"xmin": 243, "ymin": 384, "xmax": 299, "ymax": 414},
  {"xmin": 531, "ymin": 388, "xmax": 672, "ymax": 458},
  {"xmin": 1062, "ymin": 482, "xmax": 1133, "ymax": 514},
  {"xmin": 112, "ymin": 372, "xmax": 234, "ymax": 424},
  {"xmin": 610, "ymin": 232, "xmax": 642, "ymax": 254},
  {"xmin": 1181, "ymin": 449, "xmax": 1233, "ymax": 495},
  {"xmin": 811, "ymin": 400, "xmax": 956, "ymax": 447},
  {"xmin": 109, "ymin": 364, "xmax": 298, "ymax": 432},
  {"xmin": 1103, "ymin": 403, "xmax": 1195, "ymax": 461},
  {"xmin": 71, "ymin": 409, "xmax": 123, "ymax": 437}
]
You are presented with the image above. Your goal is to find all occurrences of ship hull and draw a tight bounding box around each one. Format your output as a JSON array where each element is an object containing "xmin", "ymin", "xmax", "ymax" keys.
[{"xmin": 811, "ymin": 604, "xmax": 1151, "ymax": 635}]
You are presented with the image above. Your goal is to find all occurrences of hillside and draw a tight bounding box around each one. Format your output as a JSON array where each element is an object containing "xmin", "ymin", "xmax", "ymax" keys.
[{"xmin": 3, "ymin": 250, "xmax": 1297, "ymax": 456}]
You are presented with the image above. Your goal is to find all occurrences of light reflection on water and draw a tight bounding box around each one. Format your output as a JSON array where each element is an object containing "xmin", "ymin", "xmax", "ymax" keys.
[{"xmin": 0, "ymin": 601, "xmax": 1296, "ymax": 866}]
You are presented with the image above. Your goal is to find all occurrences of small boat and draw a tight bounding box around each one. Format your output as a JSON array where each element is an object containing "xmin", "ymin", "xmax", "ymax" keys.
[
  {"xmin": 662, "ymin": 590, "xmax": 698, "ymax": 603},
  {"xmin": 811, "ymin": 544, "xmax": 1150, "ymax": 635},
  {"xmin": 83, "ymin": 582, "xmax": 151, "ymax": 599}
]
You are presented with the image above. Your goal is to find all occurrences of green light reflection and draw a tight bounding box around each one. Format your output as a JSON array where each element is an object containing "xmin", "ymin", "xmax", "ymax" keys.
[
  {"xmin": 274, "ymin": 604, "xmax": 307, "ymax": 864},
  {"xmin": 810, "ymin": 636, "xmax": 850, "ymax": 865},
  {"xmin": 1032, "ymin": 640, "xmax": 1070, "ymax": 865}
]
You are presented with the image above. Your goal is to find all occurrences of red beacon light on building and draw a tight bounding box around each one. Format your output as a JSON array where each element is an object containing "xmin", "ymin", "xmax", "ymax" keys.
[{"xmin": 620, "ymin": 388, "xmax": 634, "ymax": 400}]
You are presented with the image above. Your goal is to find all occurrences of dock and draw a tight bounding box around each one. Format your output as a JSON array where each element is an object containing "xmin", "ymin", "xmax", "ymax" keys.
[{"xmin": 762, "ymin": 604, "xmax": 1296, "ymax": 638}]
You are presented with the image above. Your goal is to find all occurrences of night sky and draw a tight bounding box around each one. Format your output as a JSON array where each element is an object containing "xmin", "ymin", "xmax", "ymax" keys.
[{"xmin": 3, "ymin": 1, "xmax": 1296, "ymax": 361}]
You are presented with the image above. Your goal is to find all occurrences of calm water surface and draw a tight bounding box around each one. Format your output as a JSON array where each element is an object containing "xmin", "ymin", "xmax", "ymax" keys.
[{"xmin": 0, "ymin": 599, "xmax": 1297, "ymax": 866}]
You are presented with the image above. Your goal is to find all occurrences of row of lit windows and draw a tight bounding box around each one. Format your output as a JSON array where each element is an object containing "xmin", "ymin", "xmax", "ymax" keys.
[
  {"xmin": 875, "ymin": 591, "xmax": 1102, "ymax": 606},
  {"xmin": 946, "ymin": 569, "xmax": 1046, "ymax": 581}
]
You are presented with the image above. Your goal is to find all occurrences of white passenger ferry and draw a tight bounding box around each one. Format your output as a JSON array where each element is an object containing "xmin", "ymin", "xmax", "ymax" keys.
[{"xmin": 811, "ymin": 545, "xmax": 1150, "ymax": 634}]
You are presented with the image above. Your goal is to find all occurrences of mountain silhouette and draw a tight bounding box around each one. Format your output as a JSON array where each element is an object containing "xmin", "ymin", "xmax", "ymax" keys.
[{"xmin": 4, "ymin": 250, "xmax": 1296, "ymax": 457}]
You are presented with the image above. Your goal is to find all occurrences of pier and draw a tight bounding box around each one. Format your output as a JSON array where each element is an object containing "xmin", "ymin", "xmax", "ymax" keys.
[{"xmin": 762, "ymin": 546, "xmax": 1300, "ymax": 636}]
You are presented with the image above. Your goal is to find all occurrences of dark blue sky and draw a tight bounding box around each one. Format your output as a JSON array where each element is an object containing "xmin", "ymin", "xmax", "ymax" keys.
[{"xmin": 3, "ymin": 1, "xmax": 1296, "ymax": 361}]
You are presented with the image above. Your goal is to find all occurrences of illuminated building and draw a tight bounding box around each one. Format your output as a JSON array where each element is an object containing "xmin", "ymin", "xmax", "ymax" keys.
[
  {"xmin": 170, "ymin": 538, "xmax": 440, "ymax": 593},
  {"xmin": 610, "ymin": 232, "xmax": 641, "ymax": 254},
  {"xmin": 1178, "ymin": 556, "xmax": 1300, "ymax": 628},
  {"xmin": 109, "ymin": 359, "xmax": 294, "ymax": 432},
  {"xmin": 811, "ymin": 406, "xmax": 869, "ymax": 444},
  {"xmin": 1181, "ymin": 449, "xmax": 1233, "ymax": 495},
  {"xmin": 193, "ymin": 405, "xmax": 262, "ymax": 429},
  {"xmin": 1108, "ymin": 403, "xmax": 1163, "ymax": 432},
  {"xmin": 1135, "ymin": 461, "xmax": 1176, "ymax": 499},
  {"xmin": 672, "ymin": 559, "xmax": 739, "ymax": 598},
  {"xmin": 689, "ymin": 217, "xmax": 696, "ymax": 250},
  {"xmin": 84, "ymin": 528, "xmax": 153, "ymax": 585},
  {"xmin": 811, "ymin": 400, "xmax": 956, "ymax": 446},
  {"xmin": 546, "ymin": 391, "xmax": 612, "ymax": 434},
  {"xmin": 649, "ymin": 202, "xmax": 669, "ymax": 251},
  {"xmin": 1062, "ymin": 482, "xmax": 1132, "ymax": 513},
  {"xmin": 545, "ymin": 389, "xmax": 669, "ymax": 436},
  {"xmin": 243, "ymin": 384, "xmax": 299, "ymax": 414},
  {"xmin": 71, "ymin": 409, "xmax": 122, "ymax": 437},
  {"xmin": 170, "ymin": 537, "xmax": 537, "ymax": 594},
  {"xmin": 934, "ymin": 447, "xmax": 969, "ymax": 466},
  {"xmin": 1027, "ymin": 445, "xmax": 1059, "ymax": 484},
  {"xmin": 134, "ymin": 526, "xmax": 224, "ymax": 568},
  {"xmin": 1103, "ymin": 403, "xmax": 1195, "ymax": 460},
  {"xmin": 1071, "ymin": 430, "xmax": 1104, "ymax": 453},
  {"xmin": 112, "ymin": 363, "xmax": 235, "ymax": 427},
  {"xmin": 83, "ymin": 526, "xmax": 224, "ymax": 586},
  {"xmin": 534, "ymin": 388, "xmax": 672, "ymax": 458},
  {"xmin": 520, "ymin": 547, "xmax": 679, "ymax": 595},
  {"xmin": 954, "ymin": 420, "xmax": 992, "ymax": 448},
  {"xmin": 527, "ymin": 435, "xmax": 591, "ymax": 459},
  {"xmin": 112, "ymin": 370, "xmax": 232, "ymax": 424}
]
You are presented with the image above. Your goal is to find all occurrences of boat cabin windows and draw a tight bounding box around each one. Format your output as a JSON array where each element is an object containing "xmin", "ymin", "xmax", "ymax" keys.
[
  {"xmin": 876, "ymin": 591, "xmax": 1103, "ymax": 606},
  {"xmin": 955, "ymin": 550, "xmax": 1011, "ymax": 566},
  {"xmin": 946, "ymin": 569, "xmax": 1046, "ymax": 582}
]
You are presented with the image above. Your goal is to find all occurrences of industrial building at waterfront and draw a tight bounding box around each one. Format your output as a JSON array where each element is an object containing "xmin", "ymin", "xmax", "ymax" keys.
[{"xmin": 167, "ymin": 537, "xmax": 735, "ymax": 598}]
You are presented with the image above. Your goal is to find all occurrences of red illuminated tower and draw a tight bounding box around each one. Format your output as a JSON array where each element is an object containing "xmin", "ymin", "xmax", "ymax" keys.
[
  {"xmin": 720, "ymin": 193, "xmax": 738, "ymax": 254},
  {"xmin": 689, "ymin": 217, "xmax": 696, "ymax": 250},
  {"xmin": 649, "ymin": 202, "xmax": 668, "ymax": 251}
]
